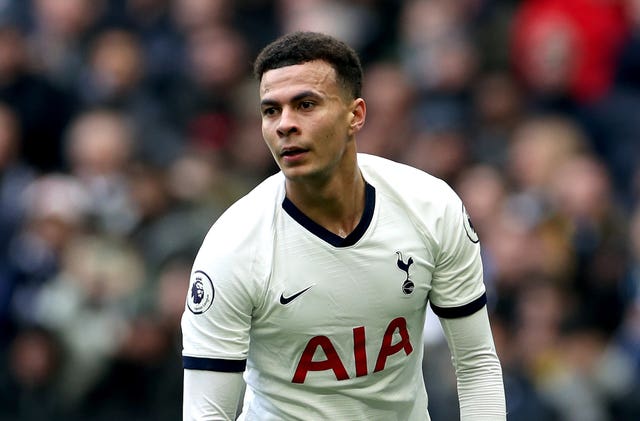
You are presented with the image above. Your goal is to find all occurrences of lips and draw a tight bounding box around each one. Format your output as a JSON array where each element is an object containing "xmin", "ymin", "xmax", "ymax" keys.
[{"xmin": 280, "ymin": 147, "xmax": 308, "ymax": 157}]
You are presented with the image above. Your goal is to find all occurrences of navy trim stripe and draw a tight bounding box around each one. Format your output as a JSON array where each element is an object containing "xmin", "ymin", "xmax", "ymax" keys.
[
  {"xmin": 430, "ymin": 292, "xmax": 487, "ymax": 319},
  {"xmin": 282, "ymin": 182, "xmax": 376, "ymax": 247},
  {"xmin": 183, "ymin": 356, "xmax": 246, "ymax": 372}
]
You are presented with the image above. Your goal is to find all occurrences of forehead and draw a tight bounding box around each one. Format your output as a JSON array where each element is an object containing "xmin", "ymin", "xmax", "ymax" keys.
[{"xmin": 259, "ymin": 60, "xmax": 340, "ymax": 98}]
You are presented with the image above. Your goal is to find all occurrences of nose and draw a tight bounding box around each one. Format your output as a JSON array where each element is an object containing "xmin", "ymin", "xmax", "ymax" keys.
[{"xmin": 276, "ymin": 108, "xmax": 299, "ymax": 137}]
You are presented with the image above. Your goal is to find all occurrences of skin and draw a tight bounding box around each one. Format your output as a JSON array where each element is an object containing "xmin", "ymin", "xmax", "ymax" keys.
[{"xmin": 259, "ymin": 60, "xmax": 367, "ymax": 238}]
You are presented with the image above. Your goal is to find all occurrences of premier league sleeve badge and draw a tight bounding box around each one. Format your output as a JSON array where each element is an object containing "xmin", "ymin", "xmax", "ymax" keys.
[
  {"xmin": 462, "ymin": 204, "xmax": 479, "ymax": 244},
  {"xmin": 187, "ymin": 270, "xmax": 215, "ymax": 314}
]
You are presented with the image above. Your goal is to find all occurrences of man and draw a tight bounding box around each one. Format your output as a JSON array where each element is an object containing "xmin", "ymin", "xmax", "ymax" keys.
[{"xmin": 182, "ymin": 31, "xmax": 506, "ymax": 420}]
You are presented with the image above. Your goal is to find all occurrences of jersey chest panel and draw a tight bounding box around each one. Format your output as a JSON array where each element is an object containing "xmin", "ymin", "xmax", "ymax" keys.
[{"xmin": 247, "ymin": 197, "xmax": 435, "ymax": 386}]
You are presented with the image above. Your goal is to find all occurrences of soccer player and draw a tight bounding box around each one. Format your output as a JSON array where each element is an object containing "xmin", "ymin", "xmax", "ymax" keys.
[{"xmin": 182, "ymin": 31, "xmax": 506, "ymax": 420}]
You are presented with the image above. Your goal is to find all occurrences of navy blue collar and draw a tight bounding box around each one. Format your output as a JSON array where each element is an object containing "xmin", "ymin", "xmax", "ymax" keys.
[{"xmin": 282, "ymin": 182, "xmax": 376, "ymax": 247}]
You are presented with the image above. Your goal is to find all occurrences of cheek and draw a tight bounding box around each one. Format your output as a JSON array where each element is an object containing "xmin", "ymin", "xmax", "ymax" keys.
[
  {"xmin": 262, "ymin": 128, "xmax": 279, "ymax": 157},
  {"xmin": 321, "ymin": 120, "xmax": 347, "ymax": 147},
  {"xmin": 261, "ymin": 124, "xmax": 274, "ymax": 145}
]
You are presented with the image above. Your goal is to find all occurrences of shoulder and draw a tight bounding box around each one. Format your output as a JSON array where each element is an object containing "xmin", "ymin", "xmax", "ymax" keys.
[
  {"xmin": 358, "ymin": 153, "xmax": 459, "ymax": 209},
  {"xmin": 216, "ymin": 172, "xmax": 285, "ymax": 227},
  {"xmin": 358, "ymin": 153, "xmax": 470, "ymax": 246},
  {"xmin": 194, "ymin": 173, "xmax": 284, "ymax": 272}
]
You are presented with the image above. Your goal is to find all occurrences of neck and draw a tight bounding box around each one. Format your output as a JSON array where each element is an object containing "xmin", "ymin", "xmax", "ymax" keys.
[{"xmin": 285, "ymin": 166, "xmax": 366, "ymax": 238}]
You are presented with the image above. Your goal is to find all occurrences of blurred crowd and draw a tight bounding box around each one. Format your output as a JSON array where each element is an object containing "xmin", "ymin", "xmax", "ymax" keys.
[{"xmin": 0, "ymin": 0, "xmax": 640, "ymax": 420}]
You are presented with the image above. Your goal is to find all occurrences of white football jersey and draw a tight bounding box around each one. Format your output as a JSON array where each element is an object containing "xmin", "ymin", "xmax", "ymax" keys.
[{"xmin": 182, "ymin": 153, "xmax": 486, "ymax": 420}]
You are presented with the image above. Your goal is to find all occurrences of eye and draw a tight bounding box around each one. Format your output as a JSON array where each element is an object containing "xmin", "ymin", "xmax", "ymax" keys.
[
  {"xmin": 299, "ymin": 101, "xmax": 315, "ymax": 110},
  {"xmin": 261, "ymin": 107, "xmax": 279, "ymax": 117}
]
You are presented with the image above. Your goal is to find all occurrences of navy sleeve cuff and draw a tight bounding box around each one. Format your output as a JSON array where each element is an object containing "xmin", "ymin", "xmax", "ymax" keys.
[
  {"xmin": 183, "ymin": 356, "xmax": 247, "ymax": 372},
  {"xmin": 430, "ymin": 292, "xmax": 487, "ymax": 319}
]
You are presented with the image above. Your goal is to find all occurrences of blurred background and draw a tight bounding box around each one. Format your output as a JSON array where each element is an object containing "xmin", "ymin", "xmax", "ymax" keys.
[{"xmin": 0, "ymin": 0, "xmax": 639, "ymax": 420}]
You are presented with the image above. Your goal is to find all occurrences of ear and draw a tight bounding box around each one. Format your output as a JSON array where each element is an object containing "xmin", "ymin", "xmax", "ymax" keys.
[{"xmin": 348, "ymin": 98, "xmax": 366, "ymax": 135}]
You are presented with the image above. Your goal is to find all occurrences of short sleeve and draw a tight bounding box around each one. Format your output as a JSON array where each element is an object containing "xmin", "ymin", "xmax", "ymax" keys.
[
  {"xmin": 429, "ymin": 194, "xmax": 486, "ymax": 319},
  {"xmin": 181, "ymin": 232, "xmax": 257, "ymax": 372}
]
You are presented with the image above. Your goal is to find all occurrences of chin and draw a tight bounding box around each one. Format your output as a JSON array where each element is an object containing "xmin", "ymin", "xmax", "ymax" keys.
[
  {"xmin": 279, "ymin": 161, "xmax": 309, "ymax": 176},
  {"xmin": 281, "ymin": 168, "xmax": 309, "ymax": 181}
]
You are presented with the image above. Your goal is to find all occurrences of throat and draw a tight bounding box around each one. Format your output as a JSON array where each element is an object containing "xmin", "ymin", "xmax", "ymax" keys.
[
  {"xmin": 324, "ymin": 215, "xmax": 362, "ymax": 239},
  {"xmin": 290, "ymin": 191, "xmax": 365, "ymax": 238},
  {"xmin": 284, "ymin": 172, "xmax": 368, "ymax": 238},
  {"xmin": 282, "ymin": 181, "xmax": 375, "ymax": 247},
  {"xmin": 336, "ymin": 227, "xmax": 351, "ymax": 239}
]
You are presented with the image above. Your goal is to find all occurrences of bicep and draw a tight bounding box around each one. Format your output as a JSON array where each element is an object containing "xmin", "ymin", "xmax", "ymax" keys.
[
  {"xmin": 430, "ymin": 200, "xmax": 485, "ymax": 312},
  {"xmin": 183, "ymin": 369, "xmax": 245, "ymax": 421}
]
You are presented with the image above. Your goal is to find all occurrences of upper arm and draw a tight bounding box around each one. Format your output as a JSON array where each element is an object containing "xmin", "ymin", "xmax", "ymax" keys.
[
  {"xmin": 181, "ymin": 263, "xmax": 254, "ymax": 367},
  {"xmin": 429, "ymin": 194, "xmax": 486, "ymax": 318},
  {"xmin": 181, "ymin": 222, "xmax": 263, "ymax": 372}
]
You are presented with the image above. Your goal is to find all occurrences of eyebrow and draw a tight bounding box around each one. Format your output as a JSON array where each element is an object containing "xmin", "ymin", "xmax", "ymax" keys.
[{"xmin": 260, "ymin": 90, "xmax": 321, "ymax": 107}]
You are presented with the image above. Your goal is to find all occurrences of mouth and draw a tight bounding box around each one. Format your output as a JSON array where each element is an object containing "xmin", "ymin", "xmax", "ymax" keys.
[{"xmin": 280, "ymin": 147, "xmax": 309, "ymax": 158}]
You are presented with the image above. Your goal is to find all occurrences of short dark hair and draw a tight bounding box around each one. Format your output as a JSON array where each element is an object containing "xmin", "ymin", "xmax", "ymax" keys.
[{"xmin": 253, "ymin": 31, "xmax": 363, "ymax": 99}]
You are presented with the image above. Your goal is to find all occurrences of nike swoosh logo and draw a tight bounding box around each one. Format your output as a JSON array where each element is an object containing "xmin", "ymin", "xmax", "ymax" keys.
[{"xmin": 280, "ymin": 285, "xmax": 314, "ymax": 305}]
